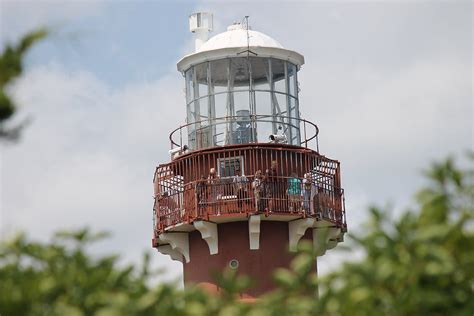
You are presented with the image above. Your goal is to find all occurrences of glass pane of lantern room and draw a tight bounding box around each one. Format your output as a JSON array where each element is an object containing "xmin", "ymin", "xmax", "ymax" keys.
[
  {"xmin": 209, "ymin": 59, "xmax": 228, "ymax": 146},
  {"xmin": 287, "ymin": 63, "xmax": 300, "ymax": 145},
  {"xmin": 272, "ymin": 59, "xmax": 286, "ymax": 94},
  {"xmin": 185, "ymin": 68, "xmax": 196, "ymax": 149},
  {"xmin": 193, "ymin": 62, "xmax": 212, "ymax": 149},
  {"xmin": 288, "ymin": 63, "xmax": 297, "ymax": 97},
  {"xmin": 195, "ymin": 62, "xmax": 208, "ymax": 97},
  {"xmin": 194, "ymin": 62, "xmax": 208, "ymax": 123},
  {"xmin": 271, "ymin": 58, "xmax": 288, "ymax": 132},
  {"xmin": 251, "ymin": 57, "xmax": 272, "ymax": 138},
  {"xmin": 250, "ymin": 57, "xmax": 270, "ymax": 92},
  {"xmin": 229, "ymin": 58, "xmax": 251, "ymax": 127},
  {"xmin": 251, "ymin": 57, "xmax": 270, "ymax": 114},
  {"xmin": 231, "ymin": 57, "xmax": 250, "ymax": 91},
  {"xmin": 209, "ymin": 59, "xmax": 229, "ymax": 120},
  {"xmin": 185, "ymin": 69, "xmax": 194, "ymax": 122}
]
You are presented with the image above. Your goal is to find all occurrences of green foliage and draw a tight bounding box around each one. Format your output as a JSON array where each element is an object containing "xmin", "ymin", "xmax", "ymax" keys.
[
  {"xmin": 1, "ymin": 156, "xmax": 472, "ymax": 316},
  {"xmin": 0, "ymin": 28, "xmax": 47, "ymax": 140},
  {"xmin": 310, "ymin": 156, "xmax": 474, "ymax": 316}
]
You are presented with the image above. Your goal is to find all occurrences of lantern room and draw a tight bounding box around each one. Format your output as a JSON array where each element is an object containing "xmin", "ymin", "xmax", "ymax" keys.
[{"xmin": 177, "ymin": 15, "xmax": 305, "ymax": 151}]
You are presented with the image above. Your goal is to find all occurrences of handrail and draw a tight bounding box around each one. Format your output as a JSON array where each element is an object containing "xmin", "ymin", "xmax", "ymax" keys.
[
  {"xmin": 168, "ymin": 115, "xmax": 319, "ymax": 152},
  {"xmin": 153, "ymin": 175, "xmax": 345, "ymax": 235}
]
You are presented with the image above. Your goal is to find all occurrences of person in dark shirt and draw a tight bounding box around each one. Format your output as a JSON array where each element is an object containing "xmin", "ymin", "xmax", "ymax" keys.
[
  {"xmin": 252, "ymin": 170, "xmax": 265, "ymax": 213},
  {"xmin": 233, "ymin": 168, "xmax": 248, "ymax": 208},
  {"xmin": 207, "ymin": 168, "xmax": 220, "ymax": 214},
  {"xmin": 195, "ymin": 175, "xmax": 206, "ymax": 217},
  {"xmin": 302, "ymin": 173, "xmax": 312, "ymax": 213}
]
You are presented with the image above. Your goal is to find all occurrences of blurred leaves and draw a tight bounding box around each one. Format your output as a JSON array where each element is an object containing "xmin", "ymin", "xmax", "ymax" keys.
[
  {"xmin": 1, "ymin": 39, "xmax": 473, "ymax": 314},
  {"xmin": 0, "ymin": 28, "xmax": 47, "ymax": 140},
  {"xmin": 0, "ymin": 155, "xmax": 474, "ymax": 316},
  {"xmin": 310, "ymin": 154, "xmax": 474, "ymax": 316},
  {"xmin": 2, "ymin": 26, "xmax": 472, "ymax": 316},
  {"xmin": 1, "ymin": 156, "xmax": 473, "ymax": 315}
]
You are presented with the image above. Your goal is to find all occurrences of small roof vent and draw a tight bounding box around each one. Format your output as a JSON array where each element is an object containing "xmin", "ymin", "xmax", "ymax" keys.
[
  {"xmin": 189, "ymin": 12, "xmax": 214, "ymax": 52},
  {"xmin": 189, "ymin": 12, "xmax": 213, "ymax": 33}
]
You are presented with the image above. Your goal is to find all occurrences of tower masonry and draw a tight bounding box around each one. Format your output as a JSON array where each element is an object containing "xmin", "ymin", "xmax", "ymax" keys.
[{"xmin": 152, "ymin": 13, "xmax": 347, "ymax": 299}]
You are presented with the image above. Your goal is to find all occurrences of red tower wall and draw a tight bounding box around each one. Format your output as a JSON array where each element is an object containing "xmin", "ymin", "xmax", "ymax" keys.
[{"xmin": 183, "ymin": 221, "xmax": 315, "ymax": 298}]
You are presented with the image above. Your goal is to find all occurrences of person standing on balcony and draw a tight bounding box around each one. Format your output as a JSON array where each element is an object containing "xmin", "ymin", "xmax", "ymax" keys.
[
  {"xmin": 252, "ymin": 170, "xmax": 265, "ymax": 213},
  {"xmin": 287, "ymin": 172, "xmax": 302, "ymax": 212},
  {"xmin": 264, "ymin": 169, "xmax": 273, "ymax": 212},
  {"xmin": 302, "ymin": 173, "xmax": 312, "ymax": 214},
  {"xmin": 196, "ymin": 175, "xmax": 207, "ymax": 217},
  {"xmin": 316, "ymin": 185, "xmax": 333, "ymax": 220},
  {"xmin": 233, "ymin": 168, "xmax": 248, "ymax": 209},
  {"xmin": 207, "ymin": 168, "xmax": 220, "ymax": 214},
  {"xmin": 269, "ymin": 160, "xmax": 279, "ymax": 210}
]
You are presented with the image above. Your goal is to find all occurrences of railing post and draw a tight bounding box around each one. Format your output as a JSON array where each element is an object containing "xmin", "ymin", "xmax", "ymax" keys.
[
  {"xmin": 194, "ymin": 182, "xmax": 199, "ymax": 219},
  {"xmin": 304, "ymin": 120, "xmax": 307, "ymax": 148},
  {"xmin": 342, "ymin": 189, "xmax": 347, "ymax": 228}
]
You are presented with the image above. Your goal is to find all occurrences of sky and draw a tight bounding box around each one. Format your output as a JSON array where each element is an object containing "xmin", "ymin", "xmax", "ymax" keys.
[{"xmin": 0, "ymin": 0, "xmax": 472, "ymax": 284}]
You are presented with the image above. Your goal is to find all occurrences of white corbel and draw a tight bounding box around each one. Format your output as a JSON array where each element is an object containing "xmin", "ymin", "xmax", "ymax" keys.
[
  {"xmin": 288, "ymin": 218, "xmax": 315, "ymax": 252},
  {"xmin": 313, "ymin": 227, "xmax": 341, "ymax": 256},
  {"xmin": 249, "ymin": 215, "xmax": 261, "ymax": 250},
  {"xmin": 194, "ymin": 220, "xmax": 218, "ymax": 255},
  {"xmin": 157, "ymin": 244, "xmax": 184, "ymax": 263},
  {"xmin": 158, "ymin": 232, "xmax": 190, "ymax": 263}
]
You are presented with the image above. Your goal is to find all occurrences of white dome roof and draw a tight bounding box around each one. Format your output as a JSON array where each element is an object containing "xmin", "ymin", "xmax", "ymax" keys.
[
  {"xmin": 177, "ymin": 23, "xmax": 304, "ymax": 72},
  {"xmin": 197, "ymin": 24, "xmax": 284, "ymax": 53}
]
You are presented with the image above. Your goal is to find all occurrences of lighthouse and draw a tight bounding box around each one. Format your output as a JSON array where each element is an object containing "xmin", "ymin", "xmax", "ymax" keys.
[{"xmin": 152, "ymin": 13, "xmax": 346, "ymax": 299}]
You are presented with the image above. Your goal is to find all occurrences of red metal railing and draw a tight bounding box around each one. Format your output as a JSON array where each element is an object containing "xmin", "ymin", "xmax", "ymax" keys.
[{"xmin": 153, "ymin": 175, "xmax": 346, "ymax": 236}]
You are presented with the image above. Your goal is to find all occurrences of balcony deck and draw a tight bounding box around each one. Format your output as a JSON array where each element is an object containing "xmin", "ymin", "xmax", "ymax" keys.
[{"xmin": 152, "ymin": 143, "xmax": 346, "ymax": 242}]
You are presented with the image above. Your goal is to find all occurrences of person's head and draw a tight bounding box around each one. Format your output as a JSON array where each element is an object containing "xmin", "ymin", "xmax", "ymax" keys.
[
  {"xmin": 200, "ymin": 175, "xmax": 205, "ymax": 180},
  {"xmin": 291, "ymin": 172, "xmax": 298, "ymax": 178},
  {"xmin": 209, "ymin": 168, "xmax": 216, "ymax": 176},
  {"xmin": 271, "ymin": 160, "xmax": 278, "ymax": 171},
  {"xmin": 304, "ymin": 173, "xmax": 310, "ymax": 179},
  {"xmin": 265, "ymin": 169, "xmax": 270, "ymax": 176},
  {"xmin": 236, "ymin": 168, "xmax": 241, "ymax": 176},
  {"xmin": 255, "ymin": 170, "xmax": 262, "ymax": 178}
]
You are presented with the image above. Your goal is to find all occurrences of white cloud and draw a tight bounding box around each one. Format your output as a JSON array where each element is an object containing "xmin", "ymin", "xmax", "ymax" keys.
[
  {"xmin": 198, "ymin": 1, "xmax": 472, "ymax": 275},
  {"xmin": 2, "ymin": 62, "xmax": 185, "ymax": 282},
  {"xmin": 0, "ymin": 0, "xmax": 105, "ymax": 44},
  {"xmin": 199, "ymin": 1, "xmax": 472, "ymax": 202},
  {"xmin": 0, "ymin": 1, "xmax": 471, "ymax": 286}
]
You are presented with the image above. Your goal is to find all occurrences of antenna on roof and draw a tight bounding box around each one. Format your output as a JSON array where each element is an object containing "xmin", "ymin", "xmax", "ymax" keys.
[{"xmin": 237, "ymin": 16, "xmax": 257, "ymax": 57}]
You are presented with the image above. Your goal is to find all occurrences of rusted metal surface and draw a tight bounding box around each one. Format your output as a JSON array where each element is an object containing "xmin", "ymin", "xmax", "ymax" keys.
[{"xmin": 152, "ymin": 143, "xmax": 345, "ymax": 240}]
